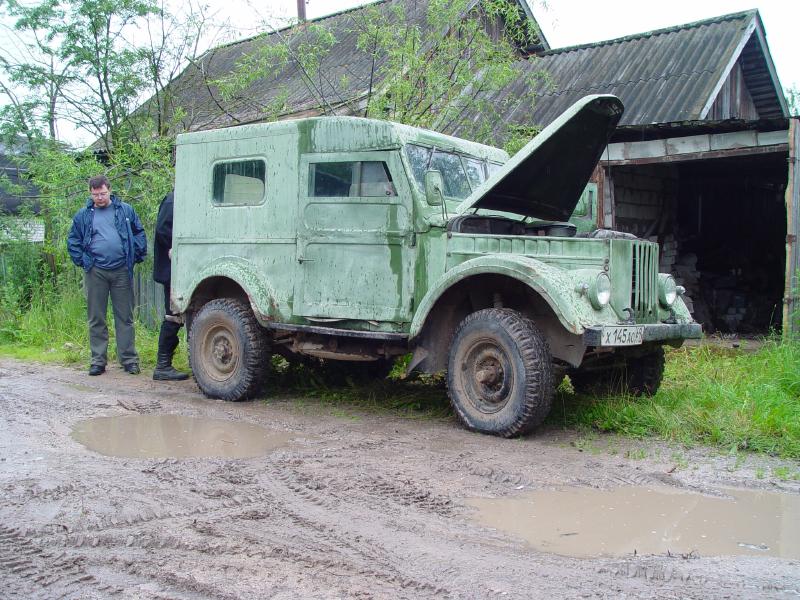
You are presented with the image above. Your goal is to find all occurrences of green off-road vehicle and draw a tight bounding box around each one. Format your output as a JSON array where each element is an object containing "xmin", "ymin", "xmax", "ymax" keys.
[{"xmin": 171, "ymin": 94, "xmax": 701, "ymax": 437}]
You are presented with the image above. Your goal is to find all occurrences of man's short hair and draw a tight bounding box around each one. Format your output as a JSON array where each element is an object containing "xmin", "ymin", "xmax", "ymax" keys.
[{"xmin": 88, "ymin": 175, "xmax": 111, "ymax": 190}]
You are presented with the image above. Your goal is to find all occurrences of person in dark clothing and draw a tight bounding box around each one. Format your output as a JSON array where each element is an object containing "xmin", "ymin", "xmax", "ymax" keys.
[
  {"xmin": 67, "ymin": 175, "xmax": 147, "ymax": 375},
  {"xmin": 152, "ymin": 191, "xmax": 189, "ymax": 381}
]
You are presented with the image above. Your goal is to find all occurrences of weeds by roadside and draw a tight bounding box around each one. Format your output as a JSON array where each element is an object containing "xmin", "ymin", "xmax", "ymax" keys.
[
  {"xmin": 556, "ymin": 342, "xmax": 800, "ymax": 459},
  {"xmin": 0, "ymin": 273, "xmax": 188, "ymax": 372}
]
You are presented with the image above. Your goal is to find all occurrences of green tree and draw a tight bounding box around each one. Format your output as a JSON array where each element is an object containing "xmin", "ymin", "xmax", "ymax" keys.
[
  {"xmin": 1, "ymin": 0, "xmax": 160, "ymax": 148},
  {"xmin": 0, "ymin": 0, "xmax": 223, "ymax": 291},
  {"xmin": 215, "ymin": 0, "xmax": 547, "ymax": 151}
]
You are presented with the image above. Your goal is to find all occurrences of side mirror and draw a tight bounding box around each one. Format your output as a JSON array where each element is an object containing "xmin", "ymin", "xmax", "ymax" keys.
[{"xmin": 424, "ymin": 170, "xmax": 444, "ymax": 206}]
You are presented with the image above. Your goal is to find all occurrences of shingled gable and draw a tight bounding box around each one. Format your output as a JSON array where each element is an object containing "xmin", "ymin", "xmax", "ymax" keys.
[
  {"xmin": 472, "ymin": 9, "xmax": 788, "ymax": 138},
  {"xmin": 161, "ymin": 0, "xmax": 548, "ymax": 134}
]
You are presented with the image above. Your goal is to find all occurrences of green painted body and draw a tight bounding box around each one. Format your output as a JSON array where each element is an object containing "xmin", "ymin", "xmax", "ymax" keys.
[{"xmin": 172, "ymin": 100, "xmax": 698, "ymax": 364}]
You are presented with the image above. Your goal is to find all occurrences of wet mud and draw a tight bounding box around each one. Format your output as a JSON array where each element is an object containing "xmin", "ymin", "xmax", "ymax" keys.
[{"xmin": 0, "ymin": 358, "xmax": 798, "ymax": 599}]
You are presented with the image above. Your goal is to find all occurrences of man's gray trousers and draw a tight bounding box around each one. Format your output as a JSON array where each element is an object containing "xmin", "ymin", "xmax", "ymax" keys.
[{"xmin": 84, "ymin": 266, "xmax": 138, "ymax": 368}]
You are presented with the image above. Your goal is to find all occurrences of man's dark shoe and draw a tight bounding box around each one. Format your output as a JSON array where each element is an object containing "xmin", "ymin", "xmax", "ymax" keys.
[
  {"xmin": 88, "ymin": 365, "xmax": 105, "ymax": 376},
  {"xmin": 124, "ymin": 364, "xmax": 141, "ymax": 375},
  {"xmin": 153, "ymin": 365, "xmax": 190, "ymax": 381}
]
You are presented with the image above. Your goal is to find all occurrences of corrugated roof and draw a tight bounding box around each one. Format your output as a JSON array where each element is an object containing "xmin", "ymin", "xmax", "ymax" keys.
[
  {"xmin": 458, "ymin": 9, "xmax": 787, "ymax": 140},
  {"xmin": 159, "ymin": 0, "xmax": 548, "ymax": 134},
  {"xmin": 153, "ymin": 6, "xmax": 787, "ymax": 143}
]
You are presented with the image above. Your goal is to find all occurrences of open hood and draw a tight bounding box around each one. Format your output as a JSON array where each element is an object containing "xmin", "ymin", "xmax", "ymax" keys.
[{"xmin": 456, "ymin": 95, "xmax": 624, "ymax": 221}]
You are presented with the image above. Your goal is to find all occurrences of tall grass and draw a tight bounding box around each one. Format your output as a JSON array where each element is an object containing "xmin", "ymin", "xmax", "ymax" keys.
[
  {"xmin": 0, "ymin": 267, "xmax": 184, "ymax": 370},
  {"xmin": 557, "ymin": 342, "xmax": 800, "ymax": 459}
]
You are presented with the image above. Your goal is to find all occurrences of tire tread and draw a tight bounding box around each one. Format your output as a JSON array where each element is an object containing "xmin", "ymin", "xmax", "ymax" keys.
[
  {"xmin": 188, "ymin": 298, "xmax": 268, "ymax": 401},
  {"xmin": 447, "ymin": 308, "xmax": 554, "ymax": 437}
]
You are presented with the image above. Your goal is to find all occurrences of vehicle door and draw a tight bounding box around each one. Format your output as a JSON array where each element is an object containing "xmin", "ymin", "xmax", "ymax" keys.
[{"xmin": 294, "ymin": 151, "xmax": 415, "ymax": 323}]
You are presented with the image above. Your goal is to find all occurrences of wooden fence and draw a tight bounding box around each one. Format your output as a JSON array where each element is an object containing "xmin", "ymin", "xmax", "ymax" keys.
[{"xmin": 133, "ymin": 269, "xmax": 165, "ymax": 330}]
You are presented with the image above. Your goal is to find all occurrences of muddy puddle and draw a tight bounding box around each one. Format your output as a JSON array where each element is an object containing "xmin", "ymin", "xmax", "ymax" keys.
[
  {"xmin": 72, "ymin": 414, "xmax": 296, "ymax": 459},
  {"xmin": 466, "ymin": 486, "xmax": 800, "ymax": 559}
]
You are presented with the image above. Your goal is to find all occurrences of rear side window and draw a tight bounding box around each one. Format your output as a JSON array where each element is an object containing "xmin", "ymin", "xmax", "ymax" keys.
[
  {"xmin": 309, "ymin": 161, "xmax": 396, "ymax": 197},
  {"xmin": 212, "ymin": 159, "xmax": 266, "ymax": 205}
]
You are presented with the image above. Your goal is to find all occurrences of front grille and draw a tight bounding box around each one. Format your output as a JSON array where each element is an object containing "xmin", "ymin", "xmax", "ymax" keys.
[{"xmin": 631, "ymin": 241, "xmax": 658, "ymax": 322}]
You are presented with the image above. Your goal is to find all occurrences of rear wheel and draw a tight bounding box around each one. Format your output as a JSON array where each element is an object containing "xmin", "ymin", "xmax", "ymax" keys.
[
  {"xmin": 447, "ymin": 308, "xmax": 554, "ymax": 437},
  {"xmin": 571, "ymin": 347, "xmax": 665, "ymax": 397},
  {"xmin": 625, "ymin": 347, "xmax": 665, "ymax": 396},
  {"xmin": 188, "ymin": 298, "xmax": 269, "ymax": 401}
]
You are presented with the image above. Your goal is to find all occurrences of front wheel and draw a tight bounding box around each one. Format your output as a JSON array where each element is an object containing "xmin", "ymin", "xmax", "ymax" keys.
[
  {"xmin": 447, "ymin": 308, "xmax": 554, "ymax": 437},
  {"xmin": 188, "ymin": 298, "xmax": 269, "ymax": 401}
]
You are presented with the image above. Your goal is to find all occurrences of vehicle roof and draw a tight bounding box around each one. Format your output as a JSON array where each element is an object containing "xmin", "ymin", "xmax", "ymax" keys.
[{"xmin": 175, "ymin": 116, "xmax": 509, "ymax": 162}]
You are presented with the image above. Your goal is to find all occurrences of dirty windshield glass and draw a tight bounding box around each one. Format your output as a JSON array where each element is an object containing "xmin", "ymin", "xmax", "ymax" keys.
[{"xmin": 404, "ymin": 144, "xmax": 497, "ymax": 200}]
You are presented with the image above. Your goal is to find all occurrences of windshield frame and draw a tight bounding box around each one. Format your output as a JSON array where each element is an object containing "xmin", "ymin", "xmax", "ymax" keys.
[{"xmin": 402, "ymin": 143, "xmax": 503, "ymax": 211}]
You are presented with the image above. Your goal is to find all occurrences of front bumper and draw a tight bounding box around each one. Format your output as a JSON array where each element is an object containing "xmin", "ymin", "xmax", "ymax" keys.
[{"xmin": 583, "ymin": 322, "xmax": 703, "ymax": 347}]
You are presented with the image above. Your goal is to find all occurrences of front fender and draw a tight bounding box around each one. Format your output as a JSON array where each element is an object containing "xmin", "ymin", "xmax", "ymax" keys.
[
  {"xmin": 410, "ymin": 255, "xmax": 590, "ymax": 339},
  {"xmin": 173, "ymin": 256, "xmax": 277, "ymax": 323}
]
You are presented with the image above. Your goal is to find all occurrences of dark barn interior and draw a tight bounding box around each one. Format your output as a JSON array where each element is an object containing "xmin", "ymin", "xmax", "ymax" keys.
[{"xmin": 609, "ymin": 152, "xmax": 788, "ymax": 335}]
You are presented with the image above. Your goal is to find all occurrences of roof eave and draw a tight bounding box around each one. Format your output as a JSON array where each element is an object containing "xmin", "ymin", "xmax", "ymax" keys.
[{"xmin": 751, "ymin": 12, "xmax": 790, "ymax": 117}]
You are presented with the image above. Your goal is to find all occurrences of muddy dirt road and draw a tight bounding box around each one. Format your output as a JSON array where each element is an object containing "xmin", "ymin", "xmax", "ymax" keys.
[{"xmin": 1, "ymin": 358, "xmax": 798, "ymax": 599}]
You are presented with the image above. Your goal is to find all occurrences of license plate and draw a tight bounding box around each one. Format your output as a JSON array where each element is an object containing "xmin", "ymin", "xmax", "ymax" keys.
[{"xmin": 599, "ymin": 326, "xmax": 644, "ymax": 346}]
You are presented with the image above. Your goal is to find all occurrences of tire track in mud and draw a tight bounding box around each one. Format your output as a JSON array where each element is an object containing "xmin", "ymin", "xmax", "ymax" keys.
[
  {"xmin": 15, "ymin": 456, "xmax": 451, "ymax": 598},
  {"xmin": 47, "ymin": 485, "xmax": 450, "ymax": 598},
  {"xmin": 220, "ymin": 463, "xmax": 455, "ymax": 597},
  {"xmin": 116, "ymin": 397, "xmax": 163, "ymax": 413},
  {"xmin": 0, "ymin": 525, "xmax": 123, "ymax": 599}
]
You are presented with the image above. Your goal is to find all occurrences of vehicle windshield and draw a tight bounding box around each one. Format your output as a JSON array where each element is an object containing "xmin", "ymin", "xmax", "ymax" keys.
[{"xmin": 404, "ymin": 144, "xmax": 500, "ymax": 201}]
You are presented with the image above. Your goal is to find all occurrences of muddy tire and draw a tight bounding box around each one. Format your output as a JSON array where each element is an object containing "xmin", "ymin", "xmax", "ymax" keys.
[
  {"xmin": 447, "ymin": 308, "xmax": 554, "ymax": 437},
  {"xmin": 569, "ymin": 367, "xmax": 624, "ymax": 396},
  {"xmin": 571, "ymin": 347, "xmax": 665, "ymax": 397},
  {"xmin": 189, "ymin": 298, "xmax": 269, "ymax": 401}
]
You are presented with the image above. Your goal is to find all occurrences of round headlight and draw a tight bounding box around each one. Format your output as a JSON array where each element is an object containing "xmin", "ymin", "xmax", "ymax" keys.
[
  {"xmin": 589, "ymin": 272, "xmax": 612, "ymax": 309},
  {"xmin": 658, "ymin": 274, "xmax": 677, "ymax": 307}
]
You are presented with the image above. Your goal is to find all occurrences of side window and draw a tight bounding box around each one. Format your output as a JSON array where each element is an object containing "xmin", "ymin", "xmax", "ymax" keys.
[
  {"xmin": 212, "ymin": 159, "xmax": 266, "ymax": 205},
  {"xmin": 309, "ymin": 161, "xmax": 396, "ymax": 198}
]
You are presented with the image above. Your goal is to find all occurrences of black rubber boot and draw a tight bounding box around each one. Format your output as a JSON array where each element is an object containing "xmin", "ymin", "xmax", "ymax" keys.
[
  {"xmin": 153, "ymin": 351, "xmax": 190, "ymax": 381},
  {"xmin": 153, "ymin": 319, "xmax": 189, "ymax": 381}
]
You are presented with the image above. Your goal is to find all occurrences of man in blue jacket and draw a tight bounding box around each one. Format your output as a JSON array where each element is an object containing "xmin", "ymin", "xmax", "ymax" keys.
[{"xmin": 67, "ymin": 175, "xmax": 147, "ymax": 375}]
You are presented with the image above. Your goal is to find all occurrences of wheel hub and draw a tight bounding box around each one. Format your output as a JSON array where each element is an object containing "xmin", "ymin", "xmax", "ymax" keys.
[
  {"xmin": 462, "ymin": 342, "xmax": 512, "ymax": 412},
  {"xmin": 212, "ymin": 335, "xmax": 234, "ymax": 366},
  {"xmin": 475, "ymin": 361, "xmax": 502, "ymax": 386},
  {"xmin": 201, "ymin": 324, "xmax": 239, "ymax": 381}
]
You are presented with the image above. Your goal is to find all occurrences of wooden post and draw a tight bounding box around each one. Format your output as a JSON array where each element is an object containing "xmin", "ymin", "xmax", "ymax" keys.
[
  {"xmin": 783, "ymin": 117, "xmax": 799, "ymax": 340},
  {"xmin": 297, "ymin": 0, "xmax": 306, "ymax": 22}
]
